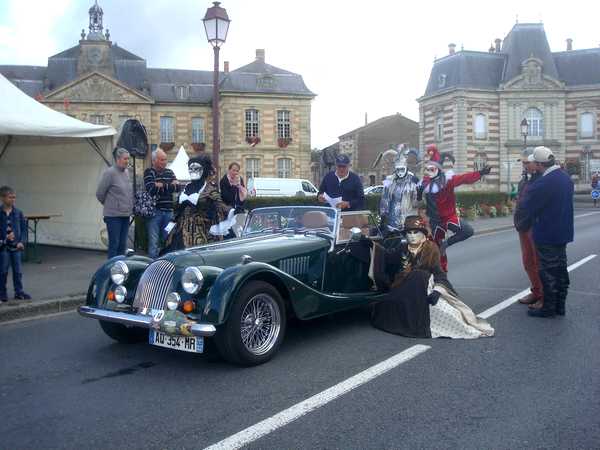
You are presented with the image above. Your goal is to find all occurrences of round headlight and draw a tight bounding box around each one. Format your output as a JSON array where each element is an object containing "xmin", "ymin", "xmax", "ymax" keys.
[
  {"xmin": 182, "ymin": 267, "xmax": 204, "ymax": 294},
  {"xmin": 110, "ymin": 261, "xmax": 129, "ymax": 285},
  {"xmin": 166, "ymin": 292, "xmax": 181, "ymax": 311},
  {"xmin": 114, "ymin": 285, "xmax": 127, "ymax": 304}
]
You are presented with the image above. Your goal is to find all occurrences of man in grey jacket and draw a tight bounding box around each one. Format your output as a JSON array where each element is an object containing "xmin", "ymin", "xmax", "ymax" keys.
[{"xmin": 96, "ymin": 148, "xmax": 133, "ymax": 258}]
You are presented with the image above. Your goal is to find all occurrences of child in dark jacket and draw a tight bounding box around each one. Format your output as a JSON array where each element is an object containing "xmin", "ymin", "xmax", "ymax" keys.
[{"xmin": 0, "ymin": 186, "xmax": 30, "ymax": 302}]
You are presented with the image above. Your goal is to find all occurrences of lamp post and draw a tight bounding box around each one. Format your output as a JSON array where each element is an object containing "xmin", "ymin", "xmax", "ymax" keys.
[
  {"xmin": 512, "ymin": 118, "xmax": 529, "ymax": 193},
  {"xmin": 203, "ymin": 1, "xmax": 230, "ymax": 176}
]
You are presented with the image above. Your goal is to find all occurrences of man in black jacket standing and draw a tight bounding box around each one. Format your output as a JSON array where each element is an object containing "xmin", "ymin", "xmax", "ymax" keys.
[{"xmin": 318, "ymin": 154, "xmax": 365, "ymax": 211}]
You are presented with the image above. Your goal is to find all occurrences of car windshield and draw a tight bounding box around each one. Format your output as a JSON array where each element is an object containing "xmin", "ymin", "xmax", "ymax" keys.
[{"xmin": 243, "ymin": 207, "xmax": 337, "ymax": 236}]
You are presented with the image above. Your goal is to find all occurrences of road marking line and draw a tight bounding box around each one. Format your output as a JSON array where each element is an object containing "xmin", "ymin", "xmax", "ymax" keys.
[
  {"xmin": 478, "ymin": 254, "xmax": 597, "ymax": 319},
  {"xmin": 203, "ymin": 344, "xmax": 431, "ymax": 450},
  {"xmin": 574, "ymin": 212, "xmax": 600, "ymax": 218}
]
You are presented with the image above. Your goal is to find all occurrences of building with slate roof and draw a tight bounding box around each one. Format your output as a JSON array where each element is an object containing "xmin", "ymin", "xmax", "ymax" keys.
[
  {"xmin": 418, "ymin": 23, "xmax": 600, "ymax": 191},
  {"xmin": 0, "ymin": 1, "xmax": 315, "ymax": 179}
]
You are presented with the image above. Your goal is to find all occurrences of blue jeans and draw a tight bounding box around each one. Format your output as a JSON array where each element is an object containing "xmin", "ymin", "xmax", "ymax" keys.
[
  {"xmin": 146, "ymin": 210, "xmax": 173, "ymax": 258},
  {"xmin": 0, "ymin": 249, "xmax": 24, "ymax": 298},
  {"xmin": 104, "ymin": 216, "xmax": 130, "ymax": 259}
]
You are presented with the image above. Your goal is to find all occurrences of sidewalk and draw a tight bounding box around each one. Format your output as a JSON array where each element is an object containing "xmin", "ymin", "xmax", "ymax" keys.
[{"xmin": 0, "ymin": 214, "xmax": 544, "ymax": 323}]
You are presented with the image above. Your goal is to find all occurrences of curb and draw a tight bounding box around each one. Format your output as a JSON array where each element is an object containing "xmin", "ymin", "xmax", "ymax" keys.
[
  {"xmin": 474, "ymin": 224, "xmax": 515, "ymax": 236},
  {"xmin": 0, "ymin": 295, "xmax": 85, "ymax": 323}
]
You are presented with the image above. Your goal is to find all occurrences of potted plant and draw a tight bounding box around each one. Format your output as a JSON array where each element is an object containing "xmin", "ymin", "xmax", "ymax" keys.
[
  {"xmin": 278, "ymin": 137, "xmax": 292, "ymax": 148},
  {"xmin": 246, "ymin": 136, "xmax": 261, "ymax": 147}
]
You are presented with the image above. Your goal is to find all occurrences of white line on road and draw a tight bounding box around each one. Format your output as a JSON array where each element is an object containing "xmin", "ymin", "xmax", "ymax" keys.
[
  {"xmin": 203, "ymin": 344, "xmax": 431, "ymax": 450},
  {"xmin": 478, "ymin": 253, "xmax": 597, "ymax": 319},
  {"xmin": 574, "ymin": 211, "xmax": 600, "ymax": 219}
]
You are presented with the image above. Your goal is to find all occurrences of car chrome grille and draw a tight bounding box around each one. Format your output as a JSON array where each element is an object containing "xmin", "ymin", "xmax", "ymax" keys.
[
  {"xmin": 133, "ymin": 260, "xmax": 176, "ymax": 313},
  {"xmin": 279, "ymin": 256, "xmax": 310, "ymax": 277}
]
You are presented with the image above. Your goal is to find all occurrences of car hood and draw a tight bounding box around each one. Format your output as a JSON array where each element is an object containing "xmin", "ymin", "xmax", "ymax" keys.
[{"xmin": 160, "ymin": 233, "xmax": 330, "ymax": 269}]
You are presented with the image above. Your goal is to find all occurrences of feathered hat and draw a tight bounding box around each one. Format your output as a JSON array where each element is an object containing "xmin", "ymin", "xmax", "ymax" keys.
[{"xmin": 425, "ymin": 144, "xmax": 443, "ymax": 169}]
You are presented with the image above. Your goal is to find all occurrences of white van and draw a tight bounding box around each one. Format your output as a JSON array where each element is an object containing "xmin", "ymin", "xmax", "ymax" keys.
[{"xmin": 247, "ymin": 177, "xmax": 319, "ymax": 197}]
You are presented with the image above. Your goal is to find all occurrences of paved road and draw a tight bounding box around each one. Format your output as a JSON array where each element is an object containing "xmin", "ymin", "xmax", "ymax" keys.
[{"xmin": 1, "ymin": 209, "xmax": 599, "ymax": 450}]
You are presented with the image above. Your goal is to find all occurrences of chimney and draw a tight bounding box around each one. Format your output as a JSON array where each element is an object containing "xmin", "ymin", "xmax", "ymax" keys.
[
  {"xmin": 364, "ymin": 112, "xmax": 368, "ymax": 126},
  {"xmin": 256, "ymin": 49, "xmax": 265, "ymax": 62},
  {"xmin": 566, "ymin": 38, "xmax": 573, "ymax": 51},
  {"xmin": 495, "ymin": 38, "xmax": 501, "ymax": 53},
  {"xmin": 448, "ymin": 43, "xmax": 456, "ymax": 55},
  {"xmin": 224, "ymin": 61, "xmax": 229, "ymax": 73}
]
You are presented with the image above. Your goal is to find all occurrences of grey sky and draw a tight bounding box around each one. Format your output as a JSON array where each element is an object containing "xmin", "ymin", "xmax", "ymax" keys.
[{"xmin": 1, "ymin": 0, "xmax": 599, "ymax": 148}]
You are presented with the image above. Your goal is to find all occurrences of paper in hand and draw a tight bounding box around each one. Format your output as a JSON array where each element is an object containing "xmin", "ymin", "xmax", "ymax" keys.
[{"xmin": 323, "ymin": 193, "xmax": 343, "ymax": 208}]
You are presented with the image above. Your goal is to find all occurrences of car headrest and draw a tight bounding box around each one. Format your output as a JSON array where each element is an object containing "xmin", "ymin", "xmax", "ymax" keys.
[
  {"xmin": 341, "ymin": 215, "xmax": 368, "ymax": 229},
  {"xmin": 302, "ymin": 211, "xmax": 329, "ymax": 229}
]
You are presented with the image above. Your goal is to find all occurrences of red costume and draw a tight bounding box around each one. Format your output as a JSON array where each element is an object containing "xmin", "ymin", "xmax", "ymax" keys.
[{"xmin": 419, "ymin": 145, "xmax": 487, "ymax": 271}]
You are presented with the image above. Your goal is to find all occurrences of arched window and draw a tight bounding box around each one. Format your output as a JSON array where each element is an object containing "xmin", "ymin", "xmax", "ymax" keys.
[
  {"xmin": 474, "ymin": 113, "xmax": 486, "ymax": 139},
  {"xmin": 580, "ymin": 112, "xmax": 595, "ymax": 139},
  {"xmin": 436, "ymin": 113, "xmax": 444, "ymax": 142},
  {"xmin": 525, "ymin": 108, "xmax": 543, "ymax": 138}
]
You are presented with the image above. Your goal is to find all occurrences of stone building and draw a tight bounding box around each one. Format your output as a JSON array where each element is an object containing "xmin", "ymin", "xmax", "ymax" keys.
[
  {"xmin": 0, "ymin": 1, "xmax": 315, "ymax": 179},
  {"xmin": 419, "ymin": 23, "xmax": 600, "ymax": 191},
  {"xmin": 335, "ymin": 113, "xmax": 418, "ymax": 185}
]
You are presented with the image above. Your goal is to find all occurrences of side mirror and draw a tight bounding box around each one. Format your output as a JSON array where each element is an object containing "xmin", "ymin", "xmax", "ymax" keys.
[{"xmin": 350, "ymin": 227, "xmax": 362, "ymax": 241}]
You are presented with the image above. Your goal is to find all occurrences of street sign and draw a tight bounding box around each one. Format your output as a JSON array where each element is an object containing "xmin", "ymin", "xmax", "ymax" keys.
[
  {"xmin": 590, "ymin": 160, "xmax": 600, "ymax": 173},
  {"xmin": 592, "ymin": 190, "xmax": 600, "ymax": 200}
]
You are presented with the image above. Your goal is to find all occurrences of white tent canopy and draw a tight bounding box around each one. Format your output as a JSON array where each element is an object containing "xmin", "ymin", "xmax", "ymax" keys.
[
  {"xmin": 0, "ymin": 73, "xmax": 117, "ymax": 249},
  {"xmin": 168, "ymin": 145, "xmax": 191, "ymax": 181},
  {"xmin": 0, "ymin": 74, "xmax": 115, "ymax": 138}
]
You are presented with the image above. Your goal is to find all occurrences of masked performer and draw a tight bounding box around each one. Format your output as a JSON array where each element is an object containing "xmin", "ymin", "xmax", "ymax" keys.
[
  {"xmin": 418, "ymin": 144, "xmax": 491, "ymax": 271},
  {"xmin": 370, "ymin": 215, "xmax": 494, "ymax": 339},
  {"xmin": 162, "ymin": 156, "xmax": 235, "ymax": 253},
  {"xmin": 378, "ymin": 144, "xmax": 420, "ymax": 234}
]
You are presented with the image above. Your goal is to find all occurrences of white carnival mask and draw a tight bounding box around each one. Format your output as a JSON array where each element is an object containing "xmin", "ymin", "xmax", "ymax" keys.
[
  {"xmin": 394, "ymin": 154, "xmax": 408, "ymax": 178},
  {"xmin": 425, "ymin": 165, "xmax": 439, "ymax": 178},
  {"xmin": 405, "ymin": 229, "xmax": 426, "ymax": 245},
  {"xmin": 189, "ymin": 162, "xmax": 204, "ymax": 180}
]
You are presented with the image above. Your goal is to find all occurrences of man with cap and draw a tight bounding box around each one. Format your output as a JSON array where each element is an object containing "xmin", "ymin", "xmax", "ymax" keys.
[
  {"xmin": 318, "ymin": 154, "xmax": 365, "ymax": 211},
  {"xmin": 514, "ymin": 149, "xmax": 544, "ymax": 309},
  {"xmin": 417, "ymin": 144, "xmax": 491, "ymax": 272},
  {"xmin": 521, "ymin": 146, "xmax": 574, "ymax": 318}
]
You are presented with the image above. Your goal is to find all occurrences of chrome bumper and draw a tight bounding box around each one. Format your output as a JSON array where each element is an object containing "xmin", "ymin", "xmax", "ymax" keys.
[{"xmin": 78, "ymin": 306, "xmax": 217, "ymax": 337}]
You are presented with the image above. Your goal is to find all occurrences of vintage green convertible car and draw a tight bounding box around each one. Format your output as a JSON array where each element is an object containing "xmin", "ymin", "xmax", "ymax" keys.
[{"xmin": 79, "ymin": 206, "xmax": 387, "ymax": 365}]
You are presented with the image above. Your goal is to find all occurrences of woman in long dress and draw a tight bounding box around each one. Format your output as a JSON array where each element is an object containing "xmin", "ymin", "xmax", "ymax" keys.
[
  {"xmin": 162, "ymin": 156, "xmax": 235, "ymax": 253},
  {"xmin": 371, "ymin": 215, "xmax": 494, "ymax": 339}
]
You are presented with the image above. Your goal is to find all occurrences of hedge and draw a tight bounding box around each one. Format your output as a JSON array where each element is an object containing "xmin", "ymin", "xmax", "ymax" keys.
[{"xmin": 244, "ymin": 192, "xmax": 510, "ymax": 213}]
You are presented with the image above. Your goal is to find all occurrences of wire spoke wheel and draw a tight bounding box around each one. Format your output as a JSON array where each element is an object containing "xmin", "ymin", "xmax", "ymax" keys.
[{"xmin": 239, "ymin": 293, "xmax": 281, "ymax": 356}]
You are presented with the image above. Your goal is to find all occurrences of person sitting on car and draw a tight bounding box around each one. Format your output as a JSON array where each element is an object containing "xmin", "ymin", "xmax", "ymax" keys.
[{"xmin": 371, "ymin": 215, "xmax": 494, "ymax": 339}]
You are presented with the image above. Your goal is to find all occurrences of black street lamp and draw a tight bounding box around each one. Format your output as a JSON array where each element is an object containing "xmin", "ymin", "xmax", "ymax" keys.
[
  {"xmin": 520, "ymin": 118, "xmax": 529, "ymax": 150},
  {"xmin": 203, "ymin": 1, "xmax": 230, "ymax": 175}
]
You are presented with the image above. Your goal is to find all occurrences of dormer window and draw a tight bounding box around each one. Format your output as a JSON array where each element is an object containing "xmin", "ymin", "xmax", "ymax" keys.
[
  {"xmin": 257, "ymin": 75, "xmax": 275, "ymax": 89},
  {"xmin": 176, "ymin": 85, "xmax": 189, "ymax": 100},
  {"xmin": 438, "ymin": 74, "xmax": 447, "ymax": 88}
]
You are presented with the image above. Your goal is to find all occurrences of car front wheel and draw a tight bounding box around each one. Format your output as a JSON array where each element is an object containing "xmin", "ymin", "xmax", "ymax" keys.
[
  {"xmin": 99, "ymin": 320, "xmax": 147, "ymax": 344},
  {"xmin": 216, "ymin": 281, "xmax": 286, "ymax": 366}
]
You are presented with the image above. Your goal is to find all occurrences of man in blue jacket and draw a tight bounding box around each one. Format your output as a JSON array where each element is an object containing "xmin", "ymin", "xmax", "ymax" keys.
[
  {"xmin": 318, "ymin": 154, "xmax": 365, "ymax": 211},
  {"xmin": 521, "ymin": 147, "xmax": 574, "ymax": 317}
]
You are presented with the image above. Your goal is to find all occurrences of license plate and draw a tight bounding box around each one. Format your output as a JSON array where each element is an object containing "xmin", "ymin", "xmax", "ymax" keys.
[{"xmin": 149, "ymin": 330, "xmax": 203, "ymax": 353}]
